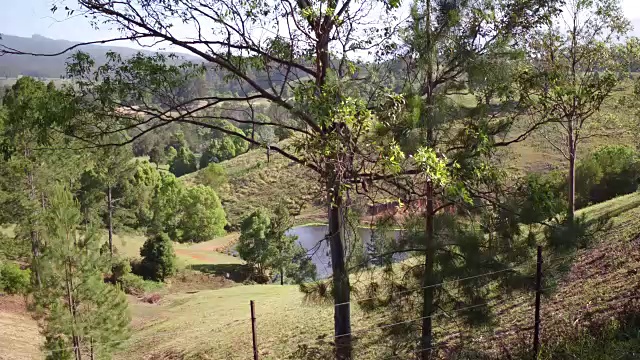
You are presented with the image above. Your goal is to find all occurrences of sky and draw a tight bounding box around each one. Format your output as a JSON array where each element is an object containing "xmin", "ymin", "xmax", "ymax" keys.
[{"xmin": 1, "ymin": 0, "xmax": 640, "ymax": 48}]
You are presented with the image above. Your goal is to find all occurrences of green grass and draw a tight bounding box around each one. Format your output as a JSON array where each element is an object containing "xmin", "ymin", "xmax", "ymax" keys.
[{"xmin": 118, "ymin": 285, "xmax": 355, "ymax": 360}]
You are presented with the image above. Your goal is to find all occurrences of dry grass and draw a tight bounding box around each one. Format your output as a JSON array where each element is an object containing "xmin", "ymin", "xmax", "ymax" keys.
[
  {"xmin": 0, "ymin": 296, "xmax": 43, "ymax": 360},
  {"xmin": 112, "ymin": 232, "xmax": 243, "ymax": 266}
]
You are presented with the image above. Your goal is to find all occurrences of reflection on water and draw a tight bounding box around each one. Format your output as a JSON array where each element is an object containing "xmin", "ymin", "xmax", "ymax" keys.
[{"xmin": 286, "ymin": 225, "xmax": 402, "ymax": 279}]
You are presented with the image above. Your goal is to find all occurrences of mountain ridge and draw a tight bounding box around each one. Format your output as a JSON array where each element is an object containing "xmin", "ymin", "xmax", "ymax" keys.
[{"xmin": 0, "ymin": 33, "xmax": 199, "ymax": 79}]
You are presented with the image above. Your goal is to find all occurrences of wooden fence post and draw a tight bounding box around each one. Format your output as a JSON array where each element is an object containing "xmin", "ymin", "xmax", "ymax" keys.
[
  {"xmin": 250, "ymin": 300, "xmax": 259, "ymax": 360},
  {"xmin": 533, "ymin": 246, "xmax": 543, "ymax": 359}
]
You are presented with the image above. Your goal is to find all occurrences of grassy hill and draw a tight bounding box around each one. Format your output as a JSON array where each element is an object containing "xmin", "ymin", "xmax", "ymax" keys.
[
  {"xmin": 182, "ymin": 93, "xmax": 635, "ymax": 228},
  {"xmin": 182, "ymin": 144, "xmax": 321, "ymax": 227}
]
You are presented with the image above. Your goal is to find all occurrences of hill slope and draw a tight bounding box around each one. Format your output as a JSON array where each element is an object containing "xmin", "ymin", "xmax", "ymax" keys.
[
  {"xmin": 182, "ymin": 144, "xmax": 321, "ymax": 227},
  {"xmin": 2, "ymin": 192, "xmax": 640, "ymax": 359}
]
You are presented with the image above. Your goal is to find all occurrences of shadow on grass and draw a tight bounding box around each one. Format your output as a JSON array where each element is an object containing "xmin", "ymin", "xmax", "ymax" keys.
[{"xmin": 189, "ymin": 263, "xmax": 253, "ymax": 283}]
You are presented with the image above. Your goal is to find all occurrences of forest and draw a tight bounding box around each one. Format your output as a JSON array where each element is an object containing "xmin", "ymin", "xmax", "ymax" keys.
[{"xmin": 1, "ymin": 0, "xmax": 640, "ymax": 359}]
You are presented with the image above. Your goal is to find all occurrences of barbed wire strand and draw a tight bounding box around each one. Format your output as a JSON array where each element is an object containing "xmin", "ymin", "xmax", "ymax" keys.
[{"xmin": 333, "ymin": 263, "xmax": 534, "ymax": 309}]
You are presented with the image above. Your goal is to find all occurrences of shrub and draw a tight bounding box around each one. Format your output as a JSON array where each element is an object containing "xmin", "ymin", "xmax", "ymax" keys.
[
  {"xmin": 140, "ymin": 232, "xmax": 177, "ymax": 281},
  {"xmin": 109, "ymin": 257, "xmax": 132, "ymax": 284},
  {"xmin": 119, "ymin": 273, "xmax": 163, "ymax": 295},
  {"xmin": 576, "ymin": 145, "xmax": 640, "ymax": 208},
  {"xmin": 0, "ymin": 262, "xmax": 31, "ymax": 295}
]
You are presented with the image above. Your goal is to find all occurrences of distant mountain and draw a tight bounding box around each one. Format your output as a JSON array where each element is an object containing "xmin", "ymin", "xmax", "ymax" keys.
[{"xmin": 0, "ymin": 34, "xmax": 198, "ymax": 79}]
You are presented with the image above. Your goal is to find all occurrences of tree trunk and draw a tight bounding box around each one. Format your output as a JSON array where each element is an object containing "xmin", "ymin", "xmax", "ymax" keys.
[
  {"xmin": 568, "ymin": 124, "xmax": 575, "ymax": 224},
  {"xmin": 107, "ymin": 185, "xmax": 113, "ymax": 256},
  {"xmin": 421, "ymin": 180, "xmax": 435, "ymax": 360},
  {"xmin": 328, "ymin": 179, "xmax": 351, "ymax": 360},
  {"xmin": 65, "ymin": 263, "xmax": 82, "ymax": 360},
  {"xmin": 280, "ymin": 268, "xmax": 284, "ymax": 285},
  {"xmin": 25, "ymin": 157, "xmax": 41, "ymax": 287}
]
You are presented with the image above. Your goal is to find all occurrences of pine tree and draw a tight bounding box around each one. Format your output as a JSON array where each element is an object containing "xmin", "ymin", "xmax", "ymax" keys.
[
  {"xmin": 0, "ymin": 77, "xmax": 83, "ymax": 286},
  {"xmin": 140, "ymin": 232, "xmax": 176, "ymax": 282},
  {"xmin": 36, "ymin": 186, "xmax": 130, "ymax": 360}
]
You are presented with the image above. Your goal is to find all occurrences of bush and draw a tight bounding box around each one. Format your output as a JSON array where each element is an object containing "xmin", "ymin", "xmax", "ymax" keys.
[
  {"xmin": 109, "ymin": 257, "xmax": 132, "ymax": 284},
  {"xmin": 0, "ymin": 262, "xmax": 31, "ymax": 295},
  {"xmin": 576, "ymin": 145, "xmax": 640, "ymax": 208},
  {"xmin": 119, "ymin": 273, "xmax": 163, "ymax": 295},
  {"xmin": 140, "ymin": 232, "xmax": 177, "ymax": 281}
]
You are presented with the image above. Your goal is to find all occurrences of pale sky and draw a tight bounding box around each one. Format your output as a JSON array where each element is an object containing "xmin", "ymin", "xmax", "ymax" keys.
[{"xmin": 1, "ymin": 0, "xmax": 639, "ymax": 47}]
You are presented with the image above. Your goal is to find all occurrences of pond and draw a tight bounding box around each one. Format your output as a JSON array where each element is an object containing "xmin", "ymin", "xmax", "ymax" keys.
[{"xmin": 286, "ymin": 224, "xmax": 403, "ymax": 279}]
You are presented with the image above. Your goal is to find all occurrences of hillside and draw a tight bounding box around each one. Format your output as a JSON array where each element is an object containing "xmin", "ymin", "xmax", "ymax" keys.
[{"xmin": 182, "ymin": 144, "xmax": 322, "ymax": 227}]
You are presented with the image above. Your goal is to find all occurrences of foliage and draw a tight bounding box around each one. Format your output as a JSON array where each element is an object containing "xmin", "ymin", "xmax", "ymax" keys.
[
  {"xmin": 169, "ymin": 146, "xmax": 197, "ymax": 177},
  {"xmin": 36, "ymin": 186, "xmax": 130, "ymax": 360},
  {"xmin": 149, "ymin": 172, "xmax": 184, "ymax": 239},
  {"xmin": 0, "ymin": 262, "xmax": 31, "ymax": 295},
  {"xmin": 196, "ymin": 163, "xmax": 228, "ymax": 190},
  {"xmin": 237, "ymin": 205, "xmax": 315, "ymax": 283},
  {"xmin": 576, "ymin": 145, "xmax": 640, "ymax": 208},
  {"xmin": 199, "ymin": 121, "xmax": 249, "ymax": 168},
  {"xmin": 178, "ymin": 185, "xmax": 227, "ymax": 243},
  {"xmin": 139, "ymin": 232, "xmax": 177, "ymax": 282},
  {"xmin": 516, "ymin": 171, "xmax": 567, "ymax": 225},
  {"xmin": 237, "ymin": 208, "xmax": 273, "ymax": 279},
  {"xmin": 119, "ymin": 273, "xmax": 163, "ymax": 296}
]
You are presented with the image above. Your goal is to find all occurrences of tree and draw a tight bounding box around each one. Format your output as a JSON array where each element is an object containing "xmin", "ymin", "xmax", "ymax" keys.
[
  {"xmin": 140, "ymin": 232, "xmax": 177, "ymax": 282},
  {"xmin": 93, "ymin": 140, "xmax": 137, "ymax": 256},
  {"xmin": 523, "ymin": 0, "xmax": 630, "ymax": 223},
  {"xmin": 149, "ymin": 173, "xmax": 184, "ymax": 239},
  {"xmin": 394, "ymin": 1, "xmax": 563, "ymax": 357},
  {"xmin": 268, "ymin": 203, "xmax": 315, "ymax": 285},
  {"xmin": 37, "ymin": 186, "xmax": 130, "ymax": 360},
  {"xmin": 178, "ymin": 185, "xmax": 226, "ymax": 243},
  {"xmin": 0, "ymin": 77, "xmax": 81, "ymax": 286},
  {"xmin": 169, "ymin": 146, "xmax": 197, "ymax": 177},
  {"xmin": 199, "ymin": 137, "xmax": 236, "ymax": 168},
  {"xmin": 237, "ymin": 208, "xmax": 273, "ymax": 280},
  {"xmin": 119, "ymin": 160, "xmax": 162, "ymax": 229},
  {"xmin": 238, "ymin": 205, "xmax": 316, "ymax": 284}
]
